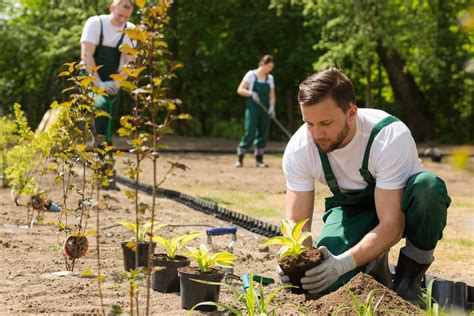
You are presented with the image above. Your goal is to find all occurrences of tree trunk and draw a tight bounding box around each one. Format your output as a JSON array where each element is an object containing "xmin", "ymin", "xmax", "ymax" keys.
[{"xmin": 376, "ymin": 40, "xmax": 434, "ymax": 141}]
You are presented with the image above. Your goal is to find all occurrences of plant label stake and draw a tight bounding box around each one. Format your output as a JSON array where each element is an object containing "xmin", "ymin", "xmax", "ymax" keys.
[{"xmin": 206, "ymin": 227, "xmax": 237, "ymax": 273}]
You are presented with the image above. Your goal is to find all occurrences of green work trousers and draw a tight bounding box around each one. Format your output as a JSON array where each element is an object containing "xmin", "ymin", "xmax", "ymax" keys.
[
  {"xmin": 94, "ymin": 94, "xmax": 120, "ymax": 145},
  {"xmin": 239, "ymin": 103, "xmax": 270, "ymax": 150},
  {"xmin": 315, "ymin": 171, "xmax": 451, "ymax": 292}
]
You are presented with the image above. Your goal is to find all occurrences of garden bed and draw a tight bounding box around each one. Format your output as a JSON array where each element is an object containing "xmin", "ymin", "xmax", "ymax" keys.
[{"xmin": 0, "ymin": 151, "xmax": 472, "ymax": 314}]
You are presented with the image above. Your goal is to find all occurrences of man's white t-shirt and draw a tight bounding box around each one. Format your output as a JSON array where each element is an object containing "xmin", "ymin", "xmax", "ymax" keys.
[
  {"xmin": 283, "ymin": 108, "xmax": 424, "ymax": 192},
  {"xmin": 242, "ymin": 70, "xmax": 275, "ymax": 91},
  {"xmin": 81, "ymin": 15, "xmax": 135, "ymax": 48}
]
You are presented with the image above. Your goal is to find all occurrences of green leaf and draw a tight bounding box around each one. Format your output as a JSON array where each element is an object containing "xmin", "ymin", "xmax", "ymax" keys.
[
  {"xmin": 86, "ymin": 229, "xmax": 97, "ymax": 236},
  {"xmin": 280, "ymin": 219, "xmax": 292, "ymax": 238},
  {"xmin": 81, "ymin": 269, "xmax": 94, "ymax": 276},
  {"xmin": 292, "ymin": 219, "xmax": 308, "ymax": 241}
]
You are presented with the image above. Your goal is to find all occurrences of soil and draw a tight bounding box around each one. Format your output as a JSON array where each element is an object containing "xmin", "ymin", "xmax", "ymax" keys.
[
  {"xmin": 178, "ymin": 266, "xmax": 223, "ymax": 277},
  {"xmin": 302, "ymin": 273, "xmax": 419, "ymax": 315},
  {"xmin": 152, "ymin": 253, "xmax": 188, "ymax": 263},
  {"xmin": 279, "ymin": 248, "xmax": 323, "ymax": 293},
  {"xmin": 0, "ymin": 138, "xmax": 472, "ymax": 314}
]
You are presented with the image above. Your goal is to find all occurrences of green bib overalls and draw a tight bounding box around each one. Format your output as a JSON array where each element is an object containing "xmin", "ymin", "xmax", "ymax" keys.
[
  {"xmin": 93, "ymin": 17, "xmax": 126, "ymax": 145},
  {"xmin": 314, "ymin": 116, "xmax": 451, "ymax": 293},
  {"xmin": 239, "ymin": 73, "xmax": 271, "ymax": 150}
]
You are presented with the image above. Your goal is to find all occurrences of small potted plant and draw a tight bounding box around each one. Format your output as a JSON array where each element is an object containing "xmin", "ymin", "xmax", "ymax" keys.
[
  {"xmin": 263, "ymin": 219, "xmax": 323, "ymax": 293},
  {"xmin": 118, "ymin": 220, "xmax": 165, "ymax": 271},
  {"xmin": 178, "ymin": 244, "xmax": 237, "ymax": 311},
  {"xmin": 151, "ymin": 231, "xmax": 203, "ymax": 293}
]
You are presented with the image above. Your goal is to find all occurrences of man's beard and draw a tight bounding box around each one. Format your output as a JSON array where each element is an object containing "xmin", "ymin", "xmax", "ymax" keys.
[{"xmin": 315, "ymin": 120, "xmax": 350, "ymax": 153}]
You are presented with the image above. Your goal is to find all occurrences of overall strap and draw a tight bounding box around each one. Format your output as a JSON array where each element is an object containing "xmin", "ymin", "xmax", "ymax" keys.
[
  {"xmin": 116, "ymin": 23, "xmax": 127, "ymax": 48},
  {"xmin": 359, "ymin": 116, "xmax": 399, "ymax": 184},
  {"xmin": 98, "ymin": 16, "xmax": 104, "ymax": 46},
  {"xmin": 318, "ymin": 149, "xmax": 341, "ymax": 195}
]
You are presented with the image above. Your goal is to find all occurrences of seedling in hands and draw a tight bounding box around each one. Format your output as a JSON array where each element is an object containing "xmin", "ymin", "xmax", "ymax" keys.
[{"xmin": 263, "ymin": 219, "xmax": 312, "ymax": 260}]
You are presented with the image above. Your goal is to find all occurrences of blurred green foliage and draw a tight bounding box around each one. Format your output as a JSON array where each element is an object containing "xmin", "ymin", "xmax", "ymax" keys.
[{"xmin": 0, "ymin": 0, "xmax": 472, "ymax": 142}]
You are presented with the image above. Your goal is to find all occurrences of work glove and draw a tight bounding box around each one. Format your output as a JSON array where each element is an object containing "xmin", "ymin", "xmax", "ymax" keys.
[
  {"xmin": 251, "ymin": 91, "xmax": 261, "ymax": 104},
  {"xmin": 276, "ymin": 265, "xmax": 291, "ymax": 287},
  {"xmin": 268, "ymin": 105, "xmax": 276, "ymax": 118},
  {"xmin": 99, "ymin": 81, "xmax": 120, "ymax": 96},
  {"xmin": 300, "ymin": 246, "xmax": 355, "ymax": 294}
]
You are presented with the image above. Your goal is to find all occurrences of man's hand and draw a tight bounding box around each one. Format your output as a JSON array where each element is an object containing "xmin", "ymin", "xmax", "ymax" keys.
[
  {"xmin": 251, "ymin": 91, "xmax": 260, "ymax": 104},
  {"xmin": 300, "ymin": 246, "xmax": 355, "ymax": 294},
  {"xmin": 99, "ymin": 81, "xmax": 120, "ymax": 96},
  {"xmin": 276, "ymin": 265, "xmax": 291, "ymax": 287},
  {"xmin": 268, "ymin": 105, "xmax": 276, "ymax": 118}
]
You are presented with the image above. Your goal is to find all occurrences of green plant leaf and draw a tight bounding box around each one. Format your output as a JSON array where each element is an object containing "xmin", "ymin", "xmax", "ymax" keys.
[
  {"xmin": 292, "ymin": 218, "xmax": 309, "ymax": 240},
  {"xmin": 280, "ymin": 219, "xmax": 292, "ymax": 237},
  {"xmin": 263, "ymin": 236, "xmax": 293, "ymax": 247}
]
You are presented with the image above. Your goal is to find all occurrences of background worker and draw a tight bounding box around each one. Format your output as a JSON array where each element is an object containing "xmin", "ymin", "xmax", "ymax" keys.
[
  {"xmin": 279, "ymin": 68, "xmax": 450, "ymax": 305},
  {"xmin": 80, "ymin": 0, "xmax": 135, "ymax": 189},
  {"xmin": 235, "ymin": 55, "xmax": 276, "ymax": 168}
]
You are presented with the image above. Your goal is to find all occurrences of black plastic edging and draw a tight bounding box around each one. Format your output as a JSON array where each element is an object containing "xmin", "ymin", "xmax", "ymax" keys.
[{"xmin": 115, "ymin": 174, "xmax": 281, "ymax": 238}]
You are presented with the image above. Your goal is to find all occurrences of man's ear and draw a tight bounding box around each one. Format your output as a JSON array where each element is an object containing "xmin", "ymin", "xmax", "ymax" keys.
[
  {"xmin": 109, "ymin": 3, "xmax": 115, "ymax": 13},
  {"xmin": 348, "ymin": 104, "xmax": 357, "ymax": 121}
]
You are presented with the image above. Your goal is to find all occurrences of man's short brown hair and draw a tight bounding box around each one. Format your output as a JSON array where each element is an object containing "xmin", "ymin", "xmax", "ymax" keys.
[
  {"xmin": 113, "ymin": 0, "xmax": 134, "ymax": 9},
  {"xmin": 298, "ymin": 68, "xmax": 355, "ymax": 112}
]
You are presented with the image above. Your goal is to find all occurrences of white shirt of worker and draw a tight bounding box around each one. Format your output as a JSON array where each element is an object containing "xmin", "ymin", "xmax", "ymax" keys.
[
  {"xmin": 80, "ymin": 14, "xmax": 135, "ymax": 66},
  {"xmin": 283, "ymin": 108, "xmax": 424, "ymax": 192},
  {"xmin": 242, "ymin": 70, "xmax": 275, "ymax": 91}
]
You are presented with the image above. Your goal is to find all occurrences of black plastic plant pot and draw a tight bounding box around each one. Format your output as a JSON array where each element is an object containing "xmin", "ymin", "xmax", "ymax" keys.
[
  {"xmin": 152, "ymin": 254, "xmax": 190, "ymax": 293},
  {"xmin": 432, "ymin": 279, "xmax": 454, "ymax": 308},
  {"xmin": 121, "ymin": 241, "xmax": 155, "ymax": 271},
  {"xmin": 178, "ymin": 267, "xmax": 224, "ymax": 311}
]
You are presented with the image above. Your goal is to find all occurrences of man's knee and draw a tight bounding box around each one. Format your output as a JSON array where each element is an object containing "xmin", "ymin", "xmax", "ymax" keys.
[
  {"xmin": 403, "ymin": 172, "xmax": 450, "ymax": 250},
  {"xmin": 404, "ymin": 172, "xmax": 451, "ymax": 212}
]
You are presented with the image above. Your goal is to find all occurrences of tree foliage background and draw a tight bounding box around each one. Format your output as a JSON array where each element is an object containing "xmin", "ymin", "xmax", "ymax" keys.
[{"xmin": 0, "ymin": 0, "xmax": 472, "ymax": 143}]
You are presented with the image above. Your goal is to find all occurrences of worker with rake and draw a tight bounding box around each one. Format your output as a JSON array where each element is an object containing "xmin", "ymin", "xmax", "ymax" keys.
[
  {"xmin": 279, "ymin": 68, "xmax": 450, "ymax": 306},
  {"xmin": 235, "ymin": 55, "xmax": 276, "ymax": 168},
  {"xmin": 80, "ymin": 0, "xmax": 135, "ymax": 189}
]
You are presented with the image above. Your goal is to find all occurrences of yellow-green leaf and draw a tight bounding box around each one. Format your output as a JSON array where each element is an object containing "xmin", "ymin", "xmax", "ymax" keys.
[
  {"xmin": 90, "ymin": 65, "xmax": 103, "ymax": 73},
  {"xmin": 119, "ymin": 44, "xmax": 140, "ymax": 56},
  {"xmin": 86, "ymin": 229, "xmax": 97, "ymax": 236},
  {"xmin": 136, "ymin": 0, "xmax": 146, "ymax": 8},
  {"xmin": 81, "ymin": 269, "xmax": 94, "ymax": 276},
  {"xmin": 118, "ymin": 81, "xmax": 137, "ymax": 91},
  {"xmin": 110, "ymin": 73, "xmax": 126, "ymax": 82},
  {"xmin": 79, "ymin": 77, "xmax": 94, "ymax": 87},
  {"xmin": 76, "ymin": 144, "xmax": 87, "ymax": 152},
  {"xmin": 124, "ymin": 190, "xmax": 136, "ymax": 200},
  {"xmin": 95, "ymin": 110, "xmax": 111, "ymax": 118},
  {"xmin": 58, "ymin": 71, "xmax": 70, "ymax": 77},
  {"xmin": 292, "ymin": 219, "xmax": 309, "ymax": 241},
  {"xmin": 156, "ymin": 41, "xmax": 168, "ymax": 48}
]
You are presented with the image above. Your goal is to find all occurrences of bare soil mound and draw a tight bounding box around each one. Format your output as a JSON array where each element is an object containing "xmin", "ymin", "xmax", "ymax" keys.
[{"xmin": 303, "ymin": 273, "xmax": 418, "ymax": 315}]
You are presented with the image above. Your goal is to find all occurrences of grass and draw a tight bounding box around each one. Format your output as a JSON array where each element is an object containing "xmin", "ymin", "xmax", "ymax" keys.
[
  {"xmin": 449, "ymin": 196, "xmax": 474, "ymax": 208},
  {"xmin": 439, "ymin": 238, "xmax": 474, "ymax": 248}
]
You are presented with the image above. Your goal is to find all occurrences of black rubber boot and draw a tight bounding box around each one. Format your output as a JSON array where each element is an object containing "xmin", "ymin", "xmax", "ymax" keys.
[
  {"xmin": 255, "ymin": 155, "xmax": 268, "ymax": 168},
  {"xmin": 393, "ymin": 250, "xmax": 430, "ymax": 307},
  {"xmin": 234, "ymin": 154, "xmax": 244, "ymax": 168}
]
